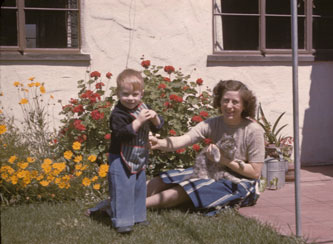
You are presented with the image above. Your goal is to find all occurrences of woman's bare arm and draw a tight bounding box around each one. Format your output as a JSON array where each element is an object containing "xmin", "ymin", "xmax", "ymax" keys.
[{"xmin": 149, "ymin": 134, "xmax": 192, "ymax": 152}]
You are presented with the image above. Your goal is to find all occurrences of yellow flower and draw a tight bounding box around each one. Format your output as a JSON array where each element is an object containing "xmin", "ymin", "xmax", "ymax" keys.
[
  {"xmin": 91, "ymin": 176, "xmax": 98, "ymax": 182},
  {"xmin": 93, "ymin": 184, "xmax": 101, "ymax": 190},
  {"xmin": 81, "ymin": 165, "xmax": 88, "ymax": 171},
  {"xmin": 64, "ymin": 150, "xmax": 73, "ymax": 160},
  {"xmin": 8, "ymin": 156, "xmax": 17, "ymax": 163},
  {"xmin": 40, "ymin": 180, "xmax": 50, "ymax": 186},
  {"xmin": 55, "ymin": 178, "xmax": 61, "ymax": 184},
  {"xmin": 72, "ymin": 141, "xmax": 81, "ymax": 151},
  {"xmin": 75, "ymin": 163, "xmax": 82, "ymax": 170},
  {"xmin": 10, "ymin": 175, "xmax": 18, "ymax": 185},
  {"xmin": 13, "ymin": 81, "xmax": 21, "ymax": 87},
  {"xmin": 28, "ymin": 76, "xmax": 35, "ymax": 81},
  {"xmin": 27, "ymin": 157, "xmax": 35, "ymax": 163},
  {"xmin": 98, "ymin": 164, "xmax": 109, "ymax": 178},
  {"xmin": 74, "ymin": 155, "xmax": 82, "ymax": 163},
  {"xmin": 82, "ymin": 177, "xmax": 91, "ymax": 186},
  {"xmin": 1, "ymin": 173, "xmax": 9, "ymax": 180},
  {"xmin": 0, "ymin": 124, "xmax": 7, "ymax": 134},
  {"xmin": 88, "ymin": 155, "xmax": 97, "ymax": 162},
  {"xmin": 28, "ymin": 83, "xmax": 35, "ymax": 87},
  {"xmin": 36, "ymin": 174, "xmax": 44, "ymax": 181},
  {"xmin": 17, "ymin": 170, "xmax": 27, "ymax": 178},
  {"xmin": 58, "ymin": 182, "xmax": 66, "ymax": 189},
  {"xmin": 42, "ymin": 163, "xmax": 52, "ymax": 174},
  {"xmin": 43, "ymin": 158, "xmax": 52, "ymax": 165},
  {"xmin": 19, "ymin": 98, "xmax": 28, "ymax": 104},
  {"xmin": 62, "ymin": 175, "xmax": 70, "ymax": 181},
  {"xmin": 75, "ymin": 171, "xmax": 82, "ymax": 177},
  {"xmin": 52, "ymin": 162, "xmax": 66, "ymax": 171},
  {"xmin": 35, "ymin": 82, "xmax": 40, "ymax": 87},
  {"xmin": 23, "ymin": 175, "xmax": 31, "ymax": 185},
  {"xmin": 18, "ymin": 162, "xmax": 29, "ymax": 169},
  {"xmin": 40, "ymin": 86, "xmax": 46, "ymax": 94}
]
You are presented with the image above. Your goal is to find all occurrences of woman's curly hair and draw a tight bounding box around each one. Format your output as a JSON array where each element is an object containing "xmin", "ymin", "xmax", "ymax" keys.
[{"xmin": 213, "ymin": 80, "xmax": 257, "ymax": 119}]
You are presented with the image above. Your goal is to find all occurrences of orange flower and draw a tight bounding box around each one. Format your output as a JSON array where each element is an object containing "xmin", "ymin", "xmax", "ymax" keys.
[
  {"xmin": 40, "ymin": 86, "xmax": 46, "ymax": 94},
  {"xmin": 19, "ymin": 98, "xmax": 28, "ymax": 104}
]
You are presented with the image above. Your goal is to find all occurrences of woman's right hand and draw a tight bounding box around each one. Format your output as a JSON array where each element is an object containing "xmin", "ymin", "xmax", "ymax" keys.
[{"xmin": 149, "ymin": 135, "xmax": 160, "ymax": 150}]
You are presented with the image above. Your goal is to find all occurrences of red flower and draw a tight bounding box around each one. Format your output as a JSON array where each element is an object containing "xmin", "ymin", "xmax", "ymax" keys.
[
  {"xmin": 62, "ymin": 104, "xmax": 73, "ymax": 111},
  {"xmin": 192, "ymin": 144, "xmax": 201, "ymax": 152},
  {"xmin": 164, "ymin": 101, "xmax": 171, "ymax": 108},
  {"xmin": 164, "ymin": 65, "xmax": 175, "ymax": 74},
  {"xmin": 91, "ymin": 110, "xmax": 104, "ymax": 120},
  {"xmin": 77, "ymin": 134, "xmax": 87, "ymax": 143},
  {"xmin": 158, "ymin": 83, "xmax": 166, "ymax": 89},
  {"xmin": 90, "ymin": 71, "xmax": 101, "ymax": 79},
  {"xmin": 169, "ymin": 129, "xmax": 176, "ymax": 136},
  {"xmin": 196, "ymin": 78, "xmax": 203, "ymax": 85},
  {"xmin": 70, "ymin": 98, "xmax": 78, "ymax": 104},
  {"xmin": 183, "ymin": 86, "xmax": 189, "ymax": 91},
  {"xmin": 141, "ymin": 60, "xmax": 151, "ymax": 68},
  {"xmin": 73, "ymin": 104, "xmax": 84, "ymax": 113},
  {"xmin": 104, "ymin": 133, "xmax": 111, "ymax": 140},
  {"xmin": 106, "ymin": 72, "xmax": 112, "ymax": 79},
  {"xmin": 191, "ymin": 115, "xmax": 203, "ymax": 123},
  {"xmin": 73, "ymin": 120, "xmax": 86, "ymax": 131},
  {"xmin": 176, "ymin": 148, "xmax": 186, "ymax": 154},
  {"xmin": 96, "ymin": 82, "xmax": 105, "ymax": 89},
  {"xmin": 176, "ymin": 96, "xmax": 183, "ymax": 103},
  {"xmin": 204, "ymin": 138, "xmax": 212, "ymax": 145},
  {"xmin": 160, "ymin": 93, "xmax": 166, "ymax": 98},
  {"xmin": 163, "ymin": 77, "xmax": 171, "ymax": 82},
  {"xmin": 169, "ymin": 94, "xmax": 183, "ymax": 103},
  {"xmin": 199, "ymin": 111, "xmax": 209, "ymax": 118}
]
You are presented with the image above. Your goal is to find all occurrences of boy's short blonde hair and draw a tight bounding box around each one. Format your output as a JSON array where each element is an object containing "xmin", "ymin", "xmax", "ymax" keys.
[{"xmin": 116, "ymin": 69, "xmax": 144, "ymax": 91}]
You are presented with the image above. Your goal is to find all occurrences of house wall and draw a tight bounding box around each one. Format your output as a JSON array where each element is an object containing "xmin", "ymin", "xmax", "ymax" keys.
[{"xmin": 1, "ymin": 0, "xmax": 332, "ymax": 165}]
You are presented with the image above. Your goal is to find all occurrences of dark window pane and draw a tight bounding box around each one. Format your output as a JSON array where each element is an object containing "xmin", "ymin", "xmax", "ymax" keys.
[
  {"xmin": 1, "ymin": 0, "xmax": 16, "ymax": 7},
  {"xmin": 25, "ymin": 10, "xmax": 79, "ymax": 48},
  {"xmin": 267, "ymin": 0, "xmax": 304, "ymax": 15},
  {"xmin": 313, "ymin": 17, "xmax": 333, "ymax": 49},
  {"xmin": 222, "ymin": 16, "xmax": 259, "ymax": 50},
  {"xmin": 25, "ymin": 0, "xmax": 78, "ymax": 8},
  {"xmin": 221, "ymin": 0, "xmax": 258, "ymax": 14},
  {"xmin": 313, "ymin": 0, "xmax": 333, "ymax": 16},
  {"xmin": 0, "ymin": 9, "xmax": 17, "ymax": 46},
  {"xmin": 266, "ymin": 17, "xmax": 304, "ymax": 49}
]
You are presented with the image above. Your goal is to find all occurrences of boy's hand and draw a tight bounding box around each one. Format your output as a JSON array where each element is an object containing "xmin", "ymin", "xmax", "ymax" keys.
[{"xmin": 137, "ymin": 109, "xmax": 153, "ymax": 124}]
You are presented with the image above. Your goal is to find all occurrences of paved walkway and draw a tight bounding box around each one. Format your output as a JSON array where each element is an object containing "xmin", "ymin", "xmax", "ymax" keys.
[{"xmin": 239, "ymin": 165, "xmax": 333, "ymax": 244}]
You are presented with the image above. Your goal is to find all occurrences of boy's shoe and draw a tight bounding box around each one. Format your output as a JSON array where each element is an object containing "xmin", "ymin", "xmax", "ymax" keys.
[{"xmin": 116, "ymin": 226, "xmax": 133, "ymax": 234}]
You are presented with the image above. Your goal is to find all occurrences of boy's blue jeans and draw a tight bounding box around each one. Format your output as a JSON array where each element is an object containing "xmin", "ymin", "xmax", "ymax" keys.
[{"xmin": 108, "ymin": 154, "xmax": 147, "ymax": 228}]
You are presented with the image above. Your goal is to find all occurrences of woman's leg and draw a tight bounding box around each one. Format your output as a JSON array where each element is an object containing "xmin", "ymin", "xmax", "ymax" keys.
[
  {"xmin": 146, "ymin": 176, "xmax": 174, "ymax": 197},
  {"xmin": 146, "ymin": 184, "xmax": 191, "ymax": 209}
]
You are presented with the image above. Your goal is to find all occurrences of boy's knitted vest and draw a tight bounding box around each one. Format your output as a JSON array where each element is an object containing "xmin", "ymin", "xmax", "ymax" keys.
[{"xmin": 120, "ymin": 103, "xmax": 150, "ymax": 174}]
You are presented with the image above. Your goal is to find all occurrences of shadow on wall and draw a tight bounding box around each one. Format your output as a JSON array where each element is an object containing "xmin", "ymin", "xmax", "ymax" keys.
[{"xmin": 301, "ymin": 62, "xmax": 333, "ymax": 166}]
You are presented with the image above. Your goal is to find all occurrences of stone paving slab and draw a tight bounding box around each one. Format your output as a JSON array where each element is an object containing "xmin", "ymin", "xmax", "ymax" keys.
[{"xmin": 239, "ymin": 165, "xmax": 333, "ymax": 244}]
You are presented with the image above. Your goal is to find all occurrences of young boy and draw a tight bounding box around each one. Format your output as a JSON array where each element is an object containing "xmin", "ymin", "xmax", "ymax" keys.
[{"xmin": 107, "ymin": 68, "xmax": 163, "ymax": 233}]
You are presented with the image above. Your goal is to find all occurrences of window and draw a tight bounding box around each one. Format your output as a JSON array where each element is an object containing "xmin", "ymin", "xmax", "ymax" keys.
[
  {"xmin": 210, "ymin": 0, "xmax": 333, "ymax": 61},
  {"xmin": 0, "ymin": 0, "xmax": 84, "ymax": 57}
]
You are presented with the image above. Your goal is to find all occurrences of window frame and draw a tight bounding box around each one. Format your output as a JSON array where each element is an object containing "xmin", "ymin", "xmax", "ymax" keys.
[
  {"xmin": 209, "ymin": 0, "xmax": 333, "ymax": 62},
  {"xmin": 0, "ymin": 0, "xmax": 89, "ymax": 62}
]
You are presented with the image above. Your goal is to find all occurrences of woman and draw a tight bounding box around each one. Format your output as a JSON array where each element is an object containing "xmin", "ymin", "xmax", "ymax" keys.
[{"xmin": 147, "ymin": 80, "xmax": 265, "ymax": 212}]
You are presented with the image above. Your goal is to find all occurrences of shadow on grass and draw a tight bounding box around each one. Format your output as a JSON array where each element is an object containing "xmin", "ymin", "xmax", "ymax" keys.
[{"xmin": 88, "ymin": 210, "xmax": 112, "ymax": 227}]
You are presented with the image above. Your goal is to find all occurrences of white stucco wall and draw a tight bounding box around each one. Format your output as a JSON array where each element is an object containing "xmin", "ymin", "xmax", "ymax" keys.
[{"xmin": 1, "ymin": 0, "xmax": 332, "ymax": 165}]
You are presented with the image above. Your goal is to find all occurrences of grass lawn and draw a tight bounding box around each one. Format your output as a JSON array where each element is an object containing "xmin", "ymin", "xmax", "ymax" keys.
[{"xmin": 1, "ymin": 200, "xmax": 309, "ymax": 244}]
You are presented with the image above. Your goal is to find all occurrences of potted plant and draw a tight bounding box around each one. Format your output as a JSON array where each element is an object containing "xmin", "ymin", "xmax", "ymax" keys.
[{"xmin": 257, "ymin": 104, "xmax": 294, "ymax": 189}]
